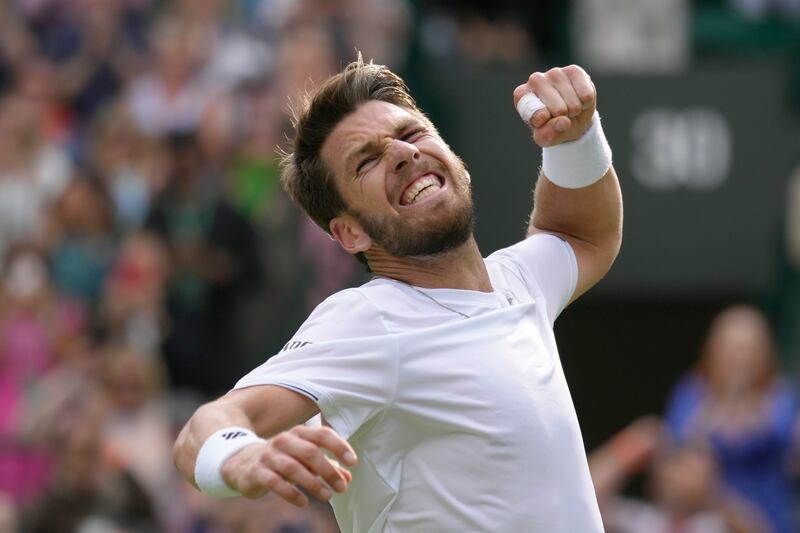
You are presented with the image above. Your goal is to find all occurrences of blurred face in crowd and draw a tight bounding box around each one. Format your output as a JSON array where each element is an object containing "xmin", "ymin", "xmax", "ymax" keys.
[
  {"xmin": 322, "ymin": 100, "xmax": 474, "ymax": 258},
  {"xmin": 703, "ymin": 306, "xmax": 775, "ymax": 396},
  {"xmin": 3, "ymin": 249, "xmax": 48, "ymax": 302},
  {"xmin": 103, "ymin": 350, "xmax": 161, "ymax": 412},
  {"xmin": 0, "ymin": 96, "xmax": 40, "ymax": 166},
  {"xmin": 276, "ymin": 26, "xmax": 338, "ymax": 105},
  {"xmin": 153, "ymin": 20, "xmax": 195, "ymax": 86},
  {"xmin": 58, "ymin": 179, "xmax": 113, "ymax": 235},
  {"xmin": 108, "ymin": 234, "xmax": 168, "ymax": 306},
  {"xmin": 651, "ymin": 447, "xmax": 716, "ymax": 517}
]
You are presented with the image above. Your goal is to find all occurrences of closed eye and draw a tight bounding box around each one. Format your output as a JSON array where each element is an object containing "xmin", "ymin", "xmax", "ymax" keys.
[
  {"xmin": 401, "ymin": 128, "xmax": 426, "ymax": 142},
  {"xmin": 356, "ymin": 154, "xmax": 378, "ymax": 175}
]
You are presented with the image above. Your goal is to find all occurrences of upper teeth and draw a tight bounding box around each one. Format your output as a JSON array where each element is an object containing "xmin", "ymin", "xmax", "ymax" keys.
[{"xmin": 402, "ymin": 175, "xmax": 441, "ymax": 205}]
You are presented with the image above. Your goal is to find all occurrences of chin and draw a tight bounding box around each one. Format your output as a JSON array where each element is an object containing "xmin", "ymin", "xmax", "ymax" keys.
[{"xmin": 358, "ymin": 201, "xmax": 474, "ymax": 258}]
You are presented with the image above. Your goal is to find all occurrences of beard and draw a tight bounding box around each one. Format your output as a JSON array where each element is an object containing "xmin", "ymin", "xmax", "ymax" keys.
[{"xmin": 352, "ymin": 162, "xmax": 475, "ymax": 258}]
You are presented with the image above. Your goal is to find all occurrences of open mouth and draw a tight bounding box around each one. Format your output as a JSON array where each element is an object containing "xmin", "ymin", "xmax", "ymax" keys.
[{"xmin": 399, "ymin": 173, "xmax": 445, "ymax": 206}]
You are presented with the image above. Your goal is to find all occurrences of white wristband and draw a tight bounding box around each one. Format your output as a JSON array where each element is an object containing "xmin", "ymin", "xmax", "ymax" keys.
[
  {"xmin": 194, "ymin": 427, "xmax": 265, "ymax": 498},
  {"xmin": 542, "ymin": 112, "xmax": 612, "ymax": 189}
]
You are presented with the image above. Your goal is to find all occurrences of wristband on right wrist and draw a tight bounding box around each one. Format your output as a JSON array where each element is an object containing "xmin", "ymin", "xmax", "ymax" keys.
[
  {"xmin": 542, "ymin": 111, "xmax": 612, "ymax": 189},
  {"xmin": 194, "ymin": 426, "xmax": 265, "ymax": 498}
]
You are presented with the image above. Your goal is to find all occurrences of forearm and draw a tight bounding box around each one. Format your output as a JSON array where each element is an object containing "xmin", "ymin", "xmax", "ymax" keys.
[
  {"xmin": 173, "ymin": 398, "xmax": 255, "ymax": 487},
  {"xmin": 173, "ymin": 385, "xmax": 320, "ymax": 487},
  {"xmin": 173, "ymin": 387, "xmax": 352, "ymax": 506},
  {"xmin": 528, "ymin": 165, "xmax": 623, "ymax": 257}
]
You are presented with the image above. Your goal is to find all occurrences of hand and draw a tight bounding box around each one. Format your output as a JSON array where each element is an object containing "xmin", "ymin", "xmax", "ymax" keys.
[
  {"xmin": 221, "ymin": 425, "xmax": 357, "ymax": 507},
  {"xmin": 513, "ymin": 65, "xmax": 597, "ymax": 148}
]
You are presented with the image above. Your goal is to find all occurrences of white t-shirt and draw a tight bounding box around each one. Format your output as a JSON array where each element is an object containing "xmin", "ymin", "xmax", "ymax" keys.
[{"xmin": 235, "ymin": 233, "xmax": 603, "ymax": 533}]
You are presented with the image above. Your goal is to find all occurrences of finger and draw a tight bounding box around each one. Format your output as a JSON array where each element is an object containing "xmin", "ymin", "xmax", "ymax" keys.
[
  {"xmin": 338, "ymin": 465, "xmax": 353, "ymax": 483},
  {"xmin": 287, "ymin": 436, "xmax": 349, "ymax": 493},
  {"xmin": 548, "ymin": 68, "xmax": 583, "ymax": 118},
  {"xmin": 526, "ymin": 71, "xmax": 568, "ymax": 123},
  {"xmin": 327, "ymin": 458, "xmax": 354, "ymax": 483},
  {"xmin": 513, "ymin": 84, "xmax": 549, "ymax": 127},
  {"xmin": 563, "ymin": 65, "xmax": 595, "ymax": 110},
  {"xmin": 294, "ymin": 426, "xmax": 357, "ymax": 467},
  {"xmin": 326, "ymin": 458, "xmax": 354, "ymax": 484},
  {"xmin": 533, "ymin": 116, "xmax": 572, "ymax": 148},
  {"xmin": 268, "ymin": 454, "xmax": 332, "ymax": 502},
  {"xmin": 244, "ymin": 468, "xmax": 307, "ymax": 507}
]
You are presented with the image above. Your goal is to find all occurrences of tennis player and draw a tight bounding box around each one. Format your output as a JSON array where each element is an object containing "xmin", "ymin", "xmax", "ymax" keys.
[{"xmin": 174, "ymin": 56, "xmax": 621, "ymax": 532}]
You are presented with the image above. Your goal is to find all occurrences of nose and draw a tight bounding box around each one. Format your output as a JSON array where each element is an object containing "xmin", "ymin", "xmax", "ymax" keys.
[{"xmin": 385, "ymin": 138, "xmax": 420, "ymax": 174}]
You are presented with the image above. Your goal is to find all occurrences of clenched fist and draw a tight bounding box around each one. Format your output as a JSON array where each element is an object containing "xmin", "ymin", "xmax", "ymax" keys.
[
  {"xmin": 221, "ymin": 425, "xmax": 356, "ymax": 507},
  {"xmin": 513, "ymin": 65, "xmax": 597, "ymax": 148}
]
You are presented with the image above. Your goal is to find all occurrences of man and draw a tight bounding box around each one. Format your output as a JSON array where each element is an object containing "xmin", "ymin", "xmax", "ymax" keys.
[{"xmin": 174, "ymin": 56, "xmax": 622, "ymax": 532}]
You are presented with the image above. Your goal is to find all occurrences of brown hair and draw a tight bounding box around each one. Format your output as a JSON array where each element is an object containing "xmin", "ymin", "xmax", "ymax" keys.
[{"xmin": 280, "ymin": 55, "xmax": 421, "ymax": 234}]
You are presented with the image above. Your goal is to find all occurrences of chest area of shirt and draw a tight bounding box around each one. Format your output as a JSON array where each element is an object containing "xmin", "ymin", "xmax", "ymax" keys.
[{"xmin": 390, "ymin": 304, "xmax": 573, "ymax": 431}]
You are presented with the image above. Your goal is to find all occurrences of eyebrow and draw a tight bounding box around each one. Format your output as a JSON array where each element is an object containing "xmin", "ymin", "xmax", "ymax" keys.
[{"xmin": 344, "ymin": 117, "xmax": 421, "ymax": 175}]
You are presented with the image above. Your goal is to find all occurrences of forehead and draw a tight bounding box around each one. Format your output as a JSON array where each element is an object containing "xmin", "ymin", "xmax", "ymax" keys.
[{"xmin": 321, "ymin": 100, "xmax": 422, "ymax": 176}]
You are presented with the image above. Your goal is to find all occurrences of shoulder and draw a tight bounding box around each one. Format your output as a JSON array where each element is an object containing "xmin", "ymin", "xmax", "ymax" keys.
[
  {"xmin": 486, "ymin": 233, "xmax": 578, "ymax": 322},
  {"xmin": 293, "ymin": 285, "xmax": 391, "ymax": 343},
  {"xmin": 487, "ymin": 233, "xmax": 575, "ymax": 272}
]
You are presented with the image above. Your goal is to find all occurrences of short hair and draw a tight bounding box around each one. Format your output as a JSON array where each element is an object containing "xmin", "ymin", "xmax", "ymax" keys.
[{"xmin": 280, "ymin": 55, "xmax": 421, "ymax": 234}]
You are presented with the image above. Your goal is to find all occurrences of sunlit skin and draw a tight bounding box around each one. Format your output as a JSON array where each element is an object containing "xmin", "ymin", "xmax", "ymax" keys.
[{"xmin": 322, "ymin": 100, "xmax": 492, "ymax": 292}]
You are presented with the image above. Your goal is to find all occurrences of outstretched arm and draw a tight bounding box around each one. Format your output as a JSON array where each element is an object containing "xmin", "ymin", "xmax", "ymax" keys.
[
  {"xmin": 514, "ymin": 65, "xmax": 623, "ymax": 303},
  {"xmin": 173, "ymin": 385, "xmax": 356, "ymax": 507}
]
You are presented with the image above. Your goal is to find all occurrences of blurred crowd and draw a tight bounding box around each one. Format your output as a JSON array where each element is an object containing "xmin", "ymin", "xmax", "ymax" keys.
[{"xmin": 0, "ymin": 0, "xmax": 797, "ymax": 532}]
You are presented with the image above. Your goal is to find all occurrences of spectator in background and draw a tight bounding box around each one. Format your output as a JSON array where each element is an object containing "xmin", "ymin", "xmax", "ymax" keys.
[
  {"xmin": 87, "ymin": 101, "xmax": 168, "ymax": 231},
  {"xmin": 100, "ymin": 232, "xmax": 168, "ymax": 355},
  {"xmin": 590, "ymin": 417, "xmax": 765, "ymax": 532},
  {"xmin": 228, "ymin": 83, "xmax": 283, "ymax": 223},
  {"xmin": 0, "ymin": 95, "xmax": 73, "ymax": 258},
  {"xmin": 0, "ymin": 245, "xmax": 85, "ymax": 507},
  {"xmin": 126, "ymin": 16, "xmax": 218, "ymax": 137},
  {"xmin": 665, "ymin": 305, "xmax": 798, "ymax": 533},
  {"xmin": 171, "ymin": 0, "xmax": 272, "ymax": 91},
  {"xmin": 23, "ymin": 378, "xmax": 158, "ymax": 533},
  {"xmin": 48, "ymin": 0, "xmax": 147, "ymax": 131},
  {"xmin": 42, "ymin": 174, "xmax": 117, "ymax": 309},
  {"xmin": 99, "ymin": 345, "xmax": 187, "ymax": 530},
  {"xmin": 146, "ymin": 133, "xmax": 259, "ymax": 396}
]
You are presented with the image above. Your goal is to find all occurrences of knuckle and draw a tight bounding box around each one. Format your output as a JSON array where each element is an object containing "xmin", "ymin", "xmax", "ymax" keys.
[
  {"xmin": 261, "ymin": 471, "xmax": 279, "ymax": 490},
  {"xmin": 271, "ymin": 433, "xmax": 290, "ymax": 448},
  {"xmin": 551, "ymin": 102, "xmax": 568, "ymax": 116},
  {"xmin": 528, "ymin": 72, "xmax": 545, "ymax": 87}
]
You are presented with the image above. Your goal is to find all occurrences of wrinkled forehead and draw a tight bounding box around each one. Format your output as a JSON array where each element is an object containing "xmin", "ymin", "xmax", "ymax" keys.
[{"xmin": 320, "ymin": 100, "xmax": 428, "ymax": 178}]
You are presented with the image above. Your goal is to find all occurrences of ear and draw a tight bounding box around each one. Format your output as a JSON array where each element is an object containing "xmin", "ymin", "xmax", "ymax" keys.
[{"xmin": 330, "ymin": 215, "xmax": 372, "ymax": 255}]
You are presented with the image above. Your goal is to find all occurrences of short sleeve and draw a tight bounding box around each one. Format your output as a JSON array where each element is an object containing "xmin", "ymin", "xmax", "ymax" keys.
[
  {"xmin": 234, "ymin": 290, "xmax": 397, "ymax": 440},
  {"xmin": 487, "ymin": 233, "xmax": 578, "ymax": 325}
]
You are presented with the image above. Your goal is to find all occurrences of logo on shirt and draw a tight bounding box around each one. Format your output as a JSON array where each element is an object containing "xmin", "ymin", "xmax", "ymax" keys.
[{"xmin": 281, "ymin": 340, "xmax": 312, "ymax": 352}]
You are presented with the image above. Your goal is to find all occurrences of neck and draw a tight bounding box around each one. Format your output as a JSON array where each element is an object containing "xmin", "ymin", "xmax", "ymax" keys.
[{"xmin": 367, "ymin": 236, "xmax": 492, "ymax": 292}]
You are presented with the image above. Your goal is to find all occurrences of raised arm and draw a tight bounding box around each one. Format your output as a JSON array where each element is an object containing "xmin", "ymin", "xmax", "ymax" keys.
[
  {"xmin": 513, "ymin": 65, "xmax": 623, "ymax": 303},
  {"xmin": 173, "ymin": 385, "xmax": 356, "ymax": 506}
]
